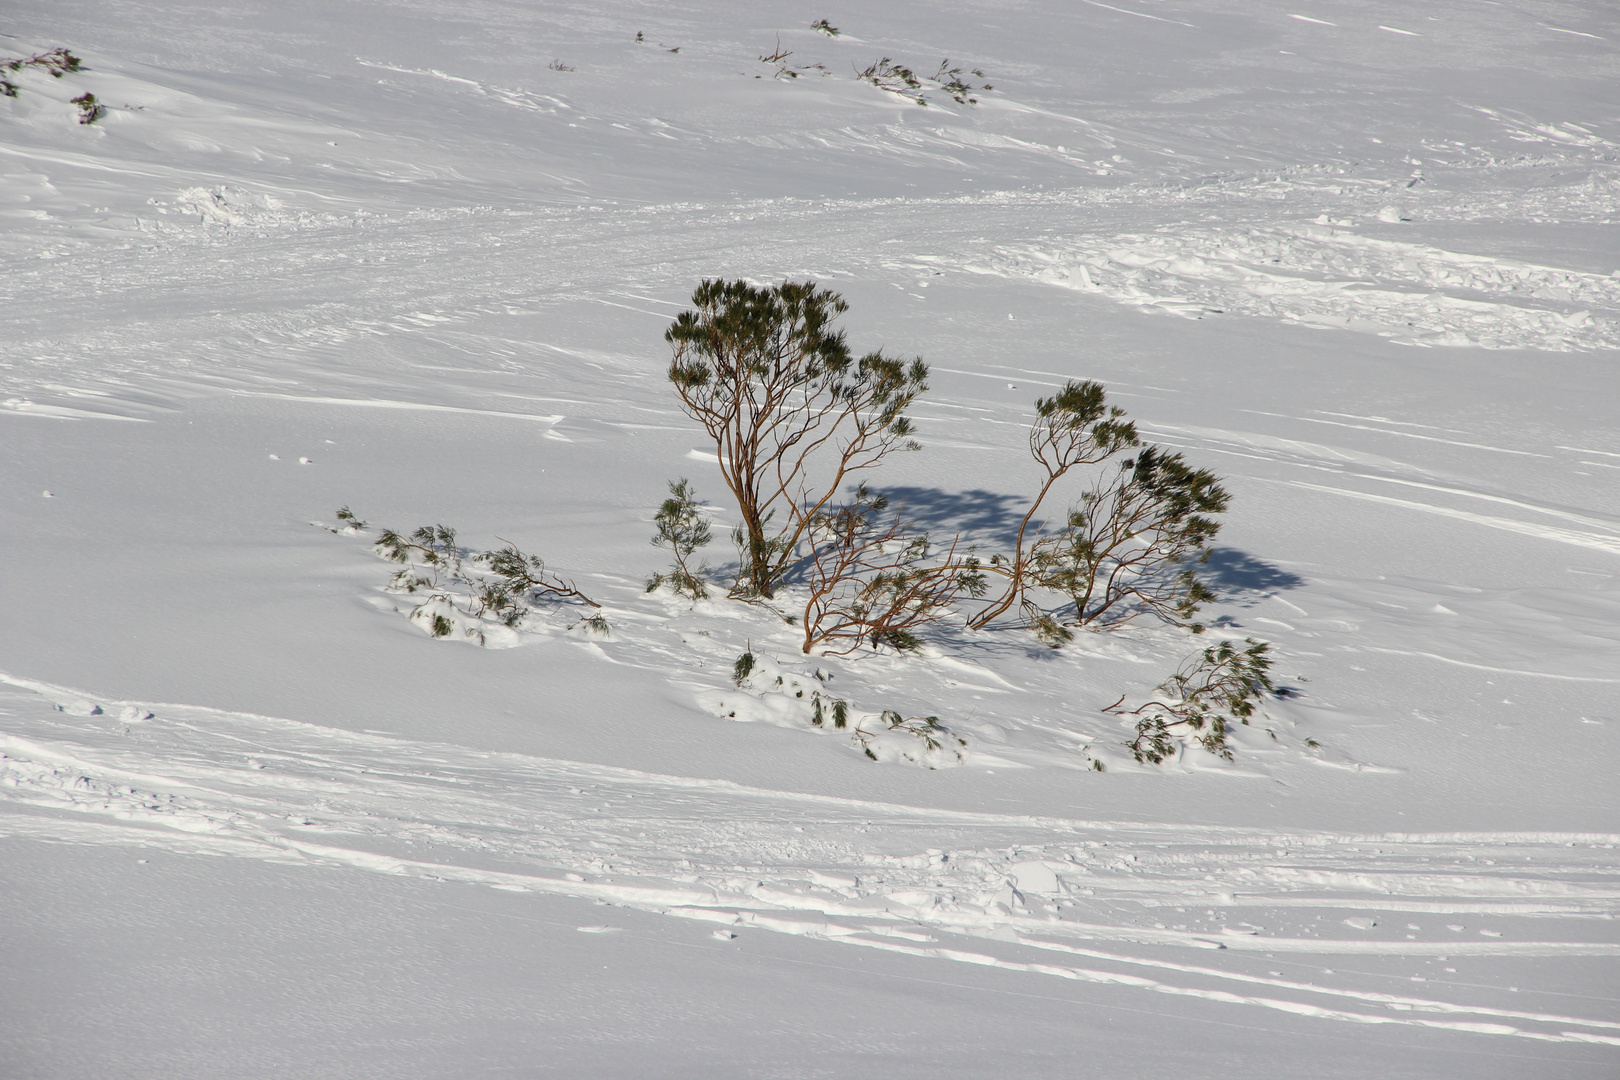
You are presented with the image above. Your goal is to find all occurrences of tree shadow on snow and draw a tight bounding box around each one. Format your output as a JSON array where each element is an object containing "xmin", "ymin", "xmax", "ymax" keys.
[
  {"xmin": 874, "ymin": 486, "xmax": 1030, "ymax": 548},
  {"xmin": 1199, "ymin": 548, "xmax": 1305, "ymax": 603}
]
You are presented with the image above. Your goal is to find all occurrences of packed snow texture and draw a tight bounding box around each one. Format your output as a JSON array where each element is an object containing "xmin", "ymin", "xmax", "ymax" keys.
[{"xmin": 2, "ymin": 0, "xmax": 1618, "ymax": 1076}]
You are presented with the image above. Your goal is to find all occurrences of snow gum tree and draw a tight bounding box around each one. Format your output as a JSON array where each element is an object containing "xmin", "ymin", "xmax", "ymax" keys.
[
  {"xmin": 972, "ymin": 380, "xmax": 1228, "ymax": 642},
  {"xmin": 666, "ymin": 279, "xmax": 927, "ymax": 599},
  {"xmin": 969, "ymin": 379, "xmax": 1137, "ymax": 633},
  {"xmin": 1030, "ymin": 445, "xmax": 1226, "ymax": 631}
]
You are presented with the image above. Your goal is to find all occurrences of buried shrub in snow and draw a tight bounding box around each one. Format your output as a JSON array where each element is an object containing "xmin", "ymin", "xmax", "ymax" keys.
[
  {"xmin": 2, "ymin": 47, "xmax": 102, "ymax": 121},
  {"xmin": 3, "ymin": 48, "xmax": 83, "ymax": 80},
  {"xmin": 716, "ymin": 650, "xmax": 966, "ymax": 766},
  {"xmin": 2, "ymin": 47, "xmax": 84, "ymax": 99},
  {"xmin": 927, "ymin": 60, "xmax": 992, "ymax": 106},
  {"xmin": 855, "ymin": 57, "xmax": 926, "ymax": 106},
  {"xmin": 855, "ymin": 56, "xmax": 992, "ymax": 108},
  {"xmin": 756, "ymin": 37, "xmax": 827, "ymax": 81},
  {"xmin": 1104, "ymin": 637, "xmax": 1279, "ymax": 763},
  {"xmin": 70, "ymin": 92, "xmax": 104, "ymax": 124},
  {"xmin": 850, "ymin": 710, "xmax": 958, "ymax": 763},
  {"xmin": 334, "ymin": 513, "xmax": 607, "ymax": 644}
]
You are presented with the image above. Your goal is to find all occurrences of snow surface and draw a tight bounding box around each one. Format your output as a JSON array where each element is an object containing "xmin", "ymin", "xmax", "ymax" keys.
[{"xmin": 2, "ymin": 0, "xmax": 1618, "ymax": 1075}]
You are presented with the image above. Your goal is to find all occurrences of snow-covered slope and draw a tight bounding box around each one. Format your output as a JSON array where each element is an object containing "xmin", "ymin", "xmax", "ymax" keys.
[{"xmin": 3, "ymin": 1, "xmax": 1617, "ymax": 1075}]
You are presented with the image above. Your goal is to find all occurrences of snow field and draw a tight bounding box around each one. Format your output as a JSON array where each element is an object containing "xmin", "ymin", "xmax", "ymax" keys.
[
  {"xmin": 3, "ymin": 0, "xmax": 1619, "ymax": 1073},
  {"xmin": 3, "ymin": 673, "xmax": 1617, "ymax": 1048}
]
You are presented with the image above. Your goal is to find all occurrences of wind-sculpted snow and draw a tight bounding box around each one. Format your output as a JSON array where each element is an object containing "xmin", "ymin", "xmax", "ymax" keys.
[
  {"xmin": 2, "ymin": 674, "xmax": 1616, "ymax": 1046},
  {"xmin": 982, "ymin": 225, "xmax": 1620, "ymax": 351}
]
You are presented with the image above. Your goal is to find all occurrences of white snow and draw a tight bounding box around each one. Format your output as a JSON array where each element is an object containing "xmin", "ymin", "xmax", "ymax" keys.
[{"xmin": 2, "ymin": 0, "xmax": 1617, "ymax": 1075}]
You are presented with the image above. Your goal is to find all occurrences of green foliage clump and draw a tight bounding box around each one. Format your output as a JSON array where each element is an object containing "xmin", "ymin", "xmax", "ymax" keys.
[{"xmin": 731, "ymin": 650, "xmax": 756, "ymax": 687}]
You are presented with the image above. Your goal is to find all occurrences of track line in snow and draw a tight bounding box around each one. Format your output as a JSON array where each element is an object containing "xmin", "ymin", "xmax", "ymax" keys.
[
  {"xmin": 230, "ymin": 390, "xmax": 566, "ymax": 424},
  {"xmin": 980, "ymin": 224, "xmax": 1620, "ymax": 352},
  {"xmin": 1357, "ymin": 648, "xmax": 1620, "ymax": 683},
  {"xmin": 1, "ymin": 673, "xmax": 1616, "ymax": 1045},
  {"xmin": 1279, "ymin": 480, "xmax": 1620, "ymax": 557}
]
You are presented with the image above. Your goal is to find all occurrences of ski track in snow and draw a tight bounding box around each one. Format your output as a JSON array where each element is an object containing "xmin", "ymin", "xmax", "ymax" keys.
[{"xmin": 2, "ymin": 673, "xmax": 1616, "ymax": 1046}]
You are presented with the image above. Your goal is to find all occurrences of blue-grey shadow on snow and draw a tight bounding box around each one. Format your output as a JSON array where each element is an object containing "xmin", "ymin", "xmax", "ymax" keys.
[
  {"xmin": 1199, "ymin": 547, "xmax": 1305, "ymax": 601},
  {"xmin": 872, "ymin": 486, "xmax": 1031, "ymax": 548}
]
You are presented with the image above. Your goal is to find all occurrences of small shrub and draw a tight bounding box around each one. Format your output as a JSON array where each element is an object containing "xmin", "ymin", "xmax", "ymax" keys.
[
  {"xmin": 854, "ymin": 710, "xmax": 941, "ymax": 759},
  {"xmin": 548, "ymin": 59, "xmax": 575, "ymax": 72},
  {"xmin": 757, "ymin": 38, "xmax": 827, "ymax": 81},
  {"xmin": 4, "ymin": 48, "xmax": 82, "ymax": 78},
  {"xmin": 927, "ymin": 60, "xmax": 992, "ymax": 105},
  {"xmin": 632, "ymin": 31, "xmax": 678, "ymax": 52},
  {"xmin": 855, "ymin": 57, "xmax": 925, "ymax": 105},
  {"xmin": 731, "ymin": 649, "xmax": 756, "ymax": 687},
  {"xmin": 1104, "ymin": 638, "xmax": 1277, "ymax": 763},
  {"xmin": 1, "ymin": 48, "xmax": 90, "ymax": 111},
  {"xmin": 318, "ymin": 506, "xmax": 367, "ymax": 535},
  {"xmin": 1027, "ymin": 446, "xmax": 1226, "ymax": 630},
  {"xmin": 756, "ymin": 37, "xmax": 826, "ymax": 80},
  {"xmin": 970, "ymin": 380, "xmax": 1137, "ymax": 638},
  {"xmin": 70, "ymin": 92, "xmax": 104, "ymax": 123},
  {"xmin": 646, "ymin": 478, "xmax": 713, "ymax": 600},
  {"xmin": 811, "ymin": 19, "xmax": 839, "ymax": 36},
  {"xmin": 359, "ymin": 515, "xmax": 605, "ymax": 643}
]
